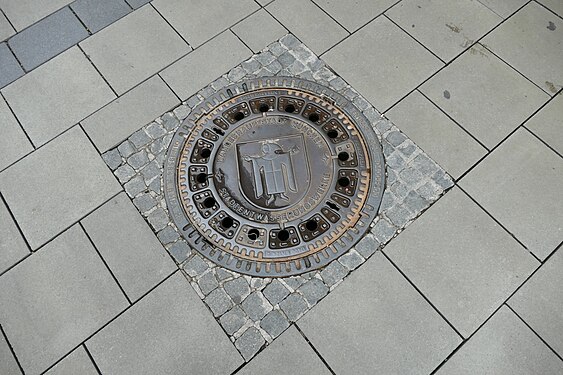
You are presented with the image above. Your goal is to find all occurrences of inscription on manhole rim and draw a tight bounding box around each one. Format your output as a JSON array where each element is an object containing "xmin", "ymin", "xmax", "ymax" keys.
[{"xmin": 164, "ymin": 77, "xmax": 385, "ymax": 277}]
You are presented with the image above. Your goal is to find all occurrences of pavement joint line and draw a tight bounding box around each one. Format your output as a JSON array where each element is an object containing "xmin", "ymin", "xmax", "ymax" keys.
[
  {"xmin": 82, "ymin": 343, "xmax": 103, "ymax": 375},
  {"xmin": 38, "ymin": 269, "xmax": 180, "ymax": 375},
  {"xmin": 122, "ymin": 0, "xmax": 135, "ymax": 11},
  {"xmin": 149, "ymin": 2, "xmax": 191, "ymax": 48},
  {"xmin": 77, "ymin": 43, "xmax": 119, "ymax": 98},
  {"xmin": 0, "ymin": 191, "xmax": 32, "ymax": 257},
  {"xmin": 476, "ymin": 0, "xmax": 503, "ymax": 18},
  {"xmin": 295, "ymin": 323, "xmax": 337, "ymax": 375},
  {"xmin": 4, "ymin": 37, "xmax": 26, "ymax": 73},
  {"xmin": 0, "ymin": 8, "xmax": 17, "ymax": 38},
  {"xmin": 309, "ymin": 0, "xmax": 352, "ymax": 34},
  {"xmin": 523, "ymin": 125, "xmax": 563, "ymax": 159},
  {"xmin": 0, "ymin": 323, "xmax": 26, "ymax": 375},
  {"xmin": 229, "ymin": 27, "xmax": 254, "ymax": 56},
  {"xmin": 0, "ymin": 91, "xmax": 36, "ymax": 149},
  {"xmin": 157, "ymin": 72, "xmax": 183, "ymax": 106},
  {"xmin": 534, "ymin": 0, "xmax": 563, "ymax": 21},
  {"xmin": 68, "ymin": 4, "xmax": 93, "ymax": 35}
]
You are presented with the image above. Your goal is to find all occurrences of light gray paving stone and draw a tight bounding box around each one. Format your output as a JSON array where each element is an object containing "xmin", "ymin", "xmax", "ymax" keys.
[
  {"xmin": 525, "ymin": 94, "xmax": 563, "ymax": 154},
  {"xmin": 0, "ymin": 198, "xmax": 29, "ymax": 274},
  {"xmin": 260, "ymin": 309, "xmax": 289, "ymax": 338},
  {"xmin": 0, "ymin": 225, "xmax": 128, "ymax": 375},
  {"xmin": 267, "ymin": 0, "xmax": 348, "ymax": 54},
  {"xmin": 0, "ymin": 0, "xmax": 73, "ymax": 31},
  {"xmin": 242, "ymin": 292, "xmax": 272, "ymax": 320},
  {"xmin": 127, "ymin": 149, "xmax": 149, "ymax": 169},
  {"xmin": 0, "ymin": 95, "xmax": 32, "ymax": 171},
  {"xmin": 387, "ymin": 0, "xmax": 500, "ymax": 61},
  {"xmin": 386, "ymin": 188, "xmax": 538, "ymax": 337},
  {"xmin": 386, "ymin": 91, "xmax": 487, "ymax": 178},
  {"xmin": 232, "ymin": 9, "xmax": 287, "ymax": 53},
  {"xmin": 315, "ymin": 0, "xmax": 395, "ymax": 31},
  {"xmin": 80, "ymin": 5, "xmax": 189, "ymax": 94},
  {"xmin": 123, "ymin": 175, "xmax": 145, "ymax": 197},
  {"xmin": 323, "ymin": 16, "xmax": 442, "ymax": 112},
  {"xmin": 300, "ymin": 252, "xmax": 461, "ymax": 374},
  {"xmin": 0, "ymin": 42, "xmax": 23, "ymax": 88},
  {"xmin": 298, "ymin": 278, "xmax": 328, "ymax": 306},
  {"xmin": 436, "ymin": 306, "xmax": 563, "ymax": 375},
  {"xmin": 477, "ymin": 0, "xmax": 527, "ymax": 18},
  {"xmin": 540, "ymin": 0, "xmax": 563, "ymax": 16},
  {"xmin": 45, "ymin": 346, "xmax": 98, "ymax": 375},
  {"xmin": 224, "ymin": 277, "xmax": 251, "ymax": 304},
  {"xmin": 145, "ymin": 122, "xmax": 167, "ymax": 139},
  {"xmin": 71, "ymin": 0, "xmax": 131, "ymax": 33},
  {"xmin": 9, "ymin": 7, "xmax": 88, "ymax": 71},
  {"xmin": 87, "ymin": 272, "xmax": 243, "ymax": 374},
  {"xmin": 0, "ymin": 331, "xmax": 21, "ymax": 375},
  {"xmin": 220, "ymin": 306, "xmax": 247, "ymax": 335},
  {"xmin": 2, "ymin": 46, "xmax": 115, "ymax": 146},
  {"xmin": 509, "ymin": 248, "xmax": 563, "ymax": 357},
  {"xmin": 117, "ymin": 140, "xmax": 135, "ymax": 157},
  {"xmin": 483, "ymin": 2, "xmax": 562, "ymax": 94},
  {"xmin": 0, "ymin": 126, "xmax": 121, "ymax": 249},
  {"xmin": 82, "ymin": 193, "xmax": 176, "ymax": 302},
  {"xmin": 235, "ymin": 327, "xmax": 265, "ymax": 361},
  {"xmin": 82, "ymin": 75, "xmax": 179, "ymax": 152},
  {"xmin": 461, "ymin": 129, "xmax": 562, "ymax": 260},
  {"xmin": 204, "ymin": 287, "xmax": 233, "ymax": 317},
  {"xmin": 161, "ymin": 30, "xmax": 251, "ymax": 100},
  {"xmin": 263, "ymin": 279, "xmax": 290, "ymax": 306},
  {"xmin": 279, "ymin": 293, "xmax": 308, "ymax": 321},
  {"xmin": 146, "ymin": 207, "xmax": 169, "ymax": 231},
  {"xmin": 114, "ymin": 164, "xmax": 135, "ymax": 183},
  {"xmin": 238, "ymin": 325, "xmax": 331, "ymax": 375},
  {"xmin": 0, "ymin": 11, "xmax": 15, "ymax": 41},
  {"xmin": 152, "ymin": 0, "xmax": 258, "ymax": 47},
  {"xmin": 420, "ymin": 43, "xmax": 548, "ymax": 149}
]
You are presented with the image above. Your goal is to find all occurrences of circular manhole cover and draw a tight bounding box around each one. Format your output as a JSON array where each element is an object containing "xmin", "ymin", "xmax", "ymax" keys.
[{"xmin": 164, "ymin": 77, "xmax": 385, "ymax": 277}]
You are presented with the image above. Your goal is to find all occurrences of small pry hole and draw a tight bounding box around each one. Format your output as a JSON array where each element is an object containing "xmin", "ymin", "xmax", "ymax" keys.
[
  {"xmin": 305, "ymin": 220, "xmax": 318, "ymax": 231},
  {"xmin": 200, "ymin": 148, "xmax": 211, "ymax": 158},
  {"xmin": 338, "ymin": 176, "xmax": 350, "ymax": 187},
  {"xmin": 221, "ymin": 217, "xmax": 234, "ymax": 228},
  {"xmin": 285, "ymin": 104, "xmax": 296, "ymax": 113},
  {"xmin": 327, "ymin": 129, "xmax": 338, "ymax": 138},
  {"xmin": 203, "ymin": 197, "xmax": 216, "ymax": 208},
  {"xmin": 247, "ymin": 228, "xmax": 260, "ymax": 241},
  {"xmin": 196, "ymin": 173, "xmax": 207, "ymax": 184},
  {"xmin": 338, "ymin": 151, "xmax": 349, "ymax": 161},
  {"xmin": 259, "ymin": 103, "xmax": 269, "ymax": 112},
  {"xmin": 234, "ymin": 112, "xmax": 245, "ymax": 121},
  {"xmin": 277, "ymin": 229, "xmax": 290, "ymax": 241},
  {"xmin": 308, "ymin": 113, "xmax": 320, "ymax": 122}
]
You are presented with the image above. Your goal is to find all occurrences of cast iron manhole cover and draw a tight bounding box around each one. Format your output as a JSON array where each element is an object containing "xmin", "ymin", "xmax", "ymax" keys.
[{"xmin": 164, "ymin": 77, "xmax": 385, "ymax": 277}]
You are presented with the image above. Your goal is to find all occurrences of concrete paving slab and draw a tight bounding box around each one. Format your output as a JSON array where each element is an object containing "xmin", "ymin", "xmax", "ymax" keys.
[
  {"xmin": 9, "ymin": 7, "xmax": 88, "ymax": 71},
  {"xmin": 0, "ymin": 42, "xmax": 24, "ymax": 88},
  {"xmin": 525, "ymin": 94, "xmax": 563, "ymax": 154},
  {"xmin": 237, "ymin": 325, "xmax": 331, "ymax": 375},
  {"xmin": 436, "ymin": 306, "xmax": 563, "ymax": 375},
  {"xmin": 0, "ymin": 11, "xmax": 15, "ymax": 41},
  {"xmin": 267, "ymin": 0, "xmax": 348, "ymax": 54},
  {"xmin": 477, "ymin": 0, "xmax": 527, "ymax": 18},
  {"xmin": 87, "ymin": 272, "xmax": 243, "ymax": 375},
  {"xmin": 45, "ymin": 346, "xmax": 98, "ymax": 375},
  {"xmin": 0, "ymin": 126, "xmax": 122, "ymax": 249},
  {"xmin": 232, "ymin": 9, "xmax": 287, "ymax": 53},
  {"xmin": 420, "ymin": 43, "xmax": 548, "ymax": 149},
  {"xmin": 386, "ymin": 91, "xmax": 487, "ymax": 178},
  {"xmin": 0, "ymin": 0, "xmax": 73, "ymax": 31},
  {"xmin": 387, "ymin": 0, "xmax": 501, "ymax": 61},
  {"xmin": 152, "ymin": 0, "xmax": 258, "ymax": 48},
  {"xmin": 0, "ymin": 197, "xmax": 29, "ymax": 274},
  {"xmin": 161, "ymin": 31, "xmax": 251, "ymax": 100},
  {"xmin": 461, "ymin": 129, "xmax": 563, "ymax": 260},
  {"xmin": 71, "ymin": 0, "xmax": 131, "ymax": 33},
  {"xmin": 540, "ymin": 0, "xmax": 563, "ymax": 16},
  {"xmin": 0, "ymin": 331, "xmax": 21, "ymax": 375},
  {"xmin": 1, "ymin": 46, "xmax": 115, "ymax": 146},
  {"xmin": 314, "ymin": 0, "xmax": 396, "ymax": 32},
  {"xmin": 0, "ymin": 95, "xmax": 32, "ymax": 171},
  {"xmin": 323, "ymin": 16, "xmax": 442, "ymax": 112},
  {"xmin": 82, "ymin": 193, "xmax": 177, "ymax": 302},
  {"xmin": 299, "ymin": 252, "xmax": 461, "ymax": 375},
  {"xmin": 482, "ymin": 2, "xmax": 563, "ymax": 94},
  {"xmin": 80, "ymin": 5, "xmax": 189, "ymax": 95},
  {"xmin": 0, "ymin": 225, "xmax": 128, "ymax": 375},
  {"xmin": 81, "ymin": 75, "xmax": 179, "ymax": 152},
  {"xmin": 126, "ymin": 0, "xmax": 150, "ymax": 9},
  {"xmin": 386, "ymin": 187, "xmax": 538, "ymax": 337}
]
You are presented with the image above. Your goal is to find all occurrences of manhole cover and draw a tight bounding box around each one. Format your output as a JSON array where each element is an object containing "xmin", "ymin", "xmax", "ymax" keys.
[{"xmin": 164, "ymin": 77, "xmax": 385, "ymax": 277}]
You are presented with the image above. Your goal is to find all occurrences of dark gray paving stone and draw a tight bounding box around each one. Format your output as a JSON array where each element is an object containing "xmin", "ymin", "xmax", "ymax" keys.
[
  {"xmin": 0, "ymin": 331, "xmax": 21, "ymax": 375},
  {"xmin": 0, "ymin": 0, "xmax": 74, "ymax": 32},
  {"xmin": 0, "ymin": 225, "xmax": 128, "ymax": 375},
  {"xmin": 9, "ymin": 7, "xmax": 88, "ymax": 71},
  {"xmin": 260, "ymin": 309, "xmax": 289, "ymax": 338},
  {"xmin": 0, "ymin": 42, "xmax": 23, "ymax": 88},
  {"xmin": 45, "ymin": 346, "xmax": 98, "ymax": 375},
  {"xmin": 126, "ymin": 0, "xmax": 151, "ymax": 9},
  {"xmin": 235, "ymin": 327, "xmax": 265, "ymax": 361},
  {"xmin": 72, "ymin": 0, "xmax": 131, "ymax": 33},
  {"xmin": 87, "ymin": 272, "xmax": 243, "ymax": 375}
]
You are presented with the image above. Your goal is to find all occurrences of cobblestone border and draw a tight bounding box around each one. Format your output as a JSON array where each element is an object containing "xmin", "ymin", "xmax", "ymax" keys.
[{"xmin": 102, "ymin": 34, "xmax": 454, "ymax": 361}]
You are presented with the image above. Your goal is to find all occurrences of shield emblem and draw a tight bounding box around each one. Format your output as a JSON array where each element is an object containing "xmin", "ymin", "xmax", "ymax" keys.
[{"xmin": 236, "ymin": 134, "xmax": 310, "ymax": 209}]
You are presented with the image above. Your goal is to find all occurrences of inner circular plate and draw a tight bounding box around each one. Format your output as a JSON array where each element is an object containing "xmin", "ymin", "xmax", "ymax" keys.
[{"xmin": 164, "ymin": 77, "xmax": 385, "ymax": 277}]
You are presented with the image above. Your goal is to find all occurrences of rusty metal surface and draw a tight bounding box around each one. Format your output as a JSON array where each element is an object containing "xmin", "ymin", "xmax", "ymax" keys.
[{"xmin": 164, "ymin": 77, "xmax": 385, "ymax": 277}]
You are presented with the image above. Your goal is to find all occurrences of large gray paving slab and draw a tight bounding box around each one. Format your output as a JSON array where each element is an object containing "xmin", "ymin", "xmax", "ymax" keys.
[
  {"xmin": 80, "ymin": 5, "xmax": 189, "ymax": 95},
  {"xmin": 299, "ymin": 252, "xmax": 461, "ymax": 375},
  {"xmin": 1, "ymin": 46, "xmax": 115, "ymax": 146},
  {"xmin": 0, "ymin": 126, "xmax": 122, "ymax": 249},
  {"xmin": 0, "ymin": 11, "xmax": 15, "ymax": 41},
  {"xmin": 436, "ymin": 306, "xmax": 563, "ymax": 375},
  {"xmin": 126, "ymin": 0, "xmax": 150, "ymax": 9},
  {"xmin": 386, "ymin": 91, "xmax": 487, "ymax": 178},
  {"xmin": 9, "ymin": 7, "xmax": 88, "ymax": 71},
  {"xmin": 525, "ymin": 94, "xmax": 563, "ymax": 155},
  {"xmin": 314, "ymin": 0, "xmax": 396, "ymax": 31},
  {"xmin": 0, "ymin": 331, "xmax": 21, "ymax": 375},
  {"xmin": 161, "ymin": 30, "xmax": 251, "ymax": 100},
  {"xmin": 509, "ymin": 248, "xmax": 563, "ymax": 357},
  {"xmin": 71, "ymin": 0, "xmax": 131, "ymax": 33},
  {"xmin": 231, "ymin": 9, "xmax": 287, "ymax": 53},
  {"xmin": 386, "ymin": 187, "xmax": 538, "ymax": 337},
  {"xmin": 477, "ymin": 0, "xmax": 527, "ymax": 18},
  {"xmin": 81, "ymin": 75, "xmax": 179, "ymax": 152},
  {"xmin": 386, "ymin": 0, "xmax": 501, "ymax": 61},
  {"xmin": 0, "ymin": 0, "xmax": 73, "ymax": 31},
  {"xmin": 0, "ymin": 42, "xmax": 24, "ymax": 88},
  {"xmin": 323, "ymin": 16, "xmax": 443, "ymax": 112},
  {"xmin": 267, "ymin": 0, "xmax": 348, "ymax": 54},
  {"xmin": 82, "ymin": 193, "xmax": 177, "ymax": 302},
  {"xmin": 0, "ymin": 95, "xmax": 33, "ymax": 171},
  {"xmin": 87, "ymin": 272, "xmax": 243, "ymax": 375},
  {"xmin": 238, "ymin": 325, "xmax": 331, "ymax": 375},
  {"xmin": 0, "ymin": 197, "xmax": 29, "ymax": 274},
  {"xmin": 482, "ymin": 2, "xmax": 563, "ymax": 94},
  {"xmin": 420, "ymin": 43, "xmax": 548, "ymax": 149},
  {"xmin": 540, "ymin": 0, "xmax": 563, "ymax": 17},
  {"xmin": 460, "ymin": 129, "xmax": 563, "ymax": 260},
  {"xmin": 152, "ymin": 0, "xmax": 258, "ymax": 47},
  {"xmin": 0, "ymin": 225, "xmax": 128, "ymax": 375},
  {"xmin": 45, "ymin": 346, "xmax": 98, "ymax": 375}
]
